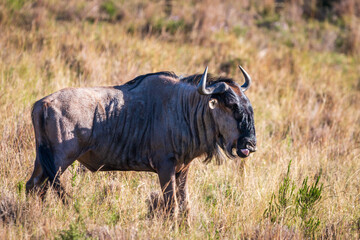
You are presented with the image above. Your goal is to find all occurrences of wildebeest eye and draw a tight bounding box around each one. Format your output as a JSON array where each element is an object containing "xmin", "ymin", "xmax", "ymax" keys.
[{"xmin": 208, "ymin": 99, "xmax": 218, "ymax": 109}]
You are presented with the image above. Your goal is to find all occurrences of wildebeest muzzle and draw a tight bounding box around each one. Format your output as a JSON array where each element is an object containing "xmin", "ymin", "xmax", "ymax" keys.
[{"xmin": 236, "ymin": 137, "xmax": 257, "ymax": 158}]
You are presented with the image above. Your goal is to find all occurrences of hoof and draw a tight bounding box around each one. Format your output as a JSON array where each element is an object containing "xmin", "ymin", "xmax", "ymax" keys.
[{"xmin": 146, "ymin": 192, "xmax": 164, "ymax": 218}]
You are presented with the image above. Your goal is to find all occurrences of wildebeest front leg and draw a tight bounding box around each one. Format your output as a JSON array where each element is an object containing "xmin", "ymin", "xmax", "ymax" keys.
[
  {"xmin": 176, "ymin": 166, "xmax": 190, "ymax": 218},
  {"xmin": 157, "ymin": 159, "xmax": 177, "ymax": 216}
]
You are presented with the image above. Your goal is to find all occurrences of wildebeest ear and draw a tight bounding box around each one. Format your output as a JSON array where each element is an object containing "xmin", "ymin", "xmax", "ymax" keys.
[{"xmin": 209, "ymin": 99, "xmax": 218, "ymax": 109}]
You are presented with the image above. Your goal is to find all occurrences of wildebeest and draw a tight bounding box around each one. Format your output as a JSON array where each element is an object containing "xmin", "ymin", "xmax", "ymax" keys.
[{"xmin": 26, "ymin": 66, "xmax": 256, "ymax": 216}]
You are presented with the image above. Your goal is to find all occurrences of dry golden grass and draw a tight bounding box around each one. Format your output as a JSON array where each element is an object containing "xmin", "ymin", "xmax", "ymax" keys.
[{"xmin": 0, "ymin": 0, "xmax": 359, "ymax": 239}]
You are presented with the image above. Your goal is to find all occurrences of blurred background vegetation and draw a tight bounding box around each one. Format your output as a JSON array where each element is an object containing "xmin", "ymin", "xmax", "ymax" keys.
[
  {"xmin": 1, "ymin": 0, "xmax": 359, "ymax": 53},
  {"xmin": 0, "ymin": 0, "xmax": 359, "ymax": 239}
]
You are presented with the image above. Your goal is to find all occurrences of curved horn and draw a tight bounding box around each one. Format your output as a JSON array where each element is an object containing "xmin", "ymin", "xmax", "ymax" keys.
[
  {"xmin": 198, "ymin": 66, "xmax": 211, "ymax": 95},
  {"xmin": 238, "ymin": 65, "xmax": 252, "ymax": 92},
  {"xmin": 197, "ymin": 66, "xmax": 229, "ymax": 95}
]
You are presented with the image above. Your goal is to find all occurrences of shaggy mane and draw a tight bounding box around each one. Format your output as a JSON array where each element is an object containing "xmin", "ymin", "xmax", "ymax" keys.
[
  {"xmin": 126, "ymin": 71, "xmax": 239, "ymax": 90},
  {"xmin": 126, "ymin": 71, "xmax": 178, "ymax": 90}
]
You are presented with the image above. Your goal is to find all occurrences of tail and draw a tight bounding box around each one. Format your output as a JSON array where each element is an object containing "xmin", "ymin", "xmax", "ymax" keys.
[
  {"xmin": 38, "ymin": 141, "xmax": 67, "ymax": 201},
  {"xmin": 38, "ymin": 143, "xmax": 57, "ymax": 183}
]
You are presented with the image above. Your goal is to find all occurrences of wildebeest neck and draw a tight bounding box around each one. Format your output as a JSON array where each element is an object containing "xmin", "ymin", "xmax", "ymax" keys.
[{"xmin": 174, "ymin": 85, "xmax": 220, "ymax": 163}]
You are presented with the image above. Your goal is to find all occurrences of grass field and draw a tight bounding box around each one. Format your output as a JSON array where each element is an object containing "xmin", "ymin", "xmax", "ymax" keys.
[{"xmin": 0, "ymin": 0, "xmax": 359, "ymax": 239}]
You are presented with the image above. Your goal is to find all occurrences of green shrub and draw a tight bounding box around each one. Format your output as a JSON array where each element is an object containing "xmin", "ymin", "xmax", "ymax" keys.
[
  {"xmin": 6, "ymin": 0, "xmax": 26, "ymax": 11},
  {"xmin": 143, "ymin": 17, "xmax": 192, "ymax": 36},
  {"xmin": 69, "ymin": 162, "xmax": 78, "ymax": 187},
  {"xmin": 264, "ymin": 160, "xmax": 323, "ymax": 238},
  {"xmin": 263, "ymin": 160, "xmax": 296, "ymax": 224},
  {"xmin": 101, "ymin": 1, "xmax": 117, "ymax": 19},
  {"xmin": 296, "ymin": 174, "xmax": 323, "ymax": 238},
  {"xmin": 57, "ymin": 222, "xmax": 87, "ymax": 240}
]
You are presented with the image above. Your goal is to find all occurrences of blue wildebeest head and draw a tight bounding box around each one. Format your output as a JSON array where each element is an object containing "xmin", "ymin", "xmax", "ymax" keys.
[{"xmin": 195, "ymin": 66, "xmax": 257, "ymax": 160}]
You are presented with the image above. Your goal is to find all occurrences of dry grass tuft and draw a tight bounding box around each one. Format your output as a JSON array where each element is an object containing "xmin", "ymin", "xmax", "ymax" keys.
[{"xmin": 0, "ymin": 194, "xmax": 19, "ymax": 224}]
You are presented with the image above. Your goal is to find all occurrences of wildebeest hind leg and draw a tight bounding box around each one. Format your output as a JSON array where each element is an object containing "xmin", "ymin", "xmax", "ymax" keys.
[
  {"xmin": 51, "ymin": 152, "xmax": 78, "ymax": 203},
  {"xmin": 26, "ymin": 156, "xmax": 48, "ymax": 197},
  {"xmin": 27, "ymin": 148, "xmax": 76, "ymax": 203}
]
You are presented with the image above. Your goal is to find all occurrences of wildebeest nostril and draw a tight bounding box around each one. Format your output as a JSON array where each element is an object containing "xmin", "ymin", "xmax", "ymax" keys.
[{"xmin": 246, "ymin": 143, "xmax": 256, "ymax": 152}]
